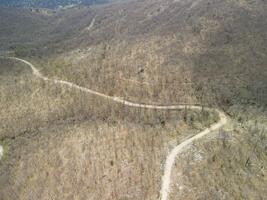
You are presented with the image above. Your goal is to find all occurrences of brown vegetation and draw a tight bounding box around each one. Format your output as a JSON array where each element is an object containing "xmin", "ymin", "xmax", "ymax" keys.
[
  {"xmin": 0, "ymin": 58, "xmax": 216, "ymax": 200},
  {"xmin": 0, "ymin": 0, "xmax": 266, "ymax": 199},
  {"xmin": 169, "ymin": 106, "xmax": 267, "ymax": 200}
]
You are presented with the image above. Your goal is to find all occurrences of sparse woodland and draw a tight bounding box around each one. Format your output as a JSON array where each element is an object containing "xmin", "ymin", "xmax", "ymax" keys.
[
  {"xmin": 0, "ymin": 58, "xmax": 216, "ymax": 200},
  {"xmin": 0, "ymin": 0, "xmax": 266, "ymax": 199}
]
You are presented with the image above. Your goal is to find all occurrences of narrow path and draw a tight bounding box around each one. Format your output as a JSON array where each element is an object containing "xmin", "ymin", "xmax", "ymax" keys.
[
  {"xmin": 0, "ymin": 146, "xmax": 3, "ymax": 160},
  {"xmin": 0, "ymin": 57, "xmax": 227, "ymax": 200},
  {"xmin": 86, "ymin": 17, "xmax": 96, "ymax": 31}
]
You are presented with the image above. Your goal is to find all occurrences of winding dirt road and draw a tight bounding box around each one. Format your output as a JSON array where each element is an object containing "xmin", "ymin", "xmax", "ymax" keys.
[{"xmin": 0, "ymin": 57, "xmax": 227, "ymax": 200}]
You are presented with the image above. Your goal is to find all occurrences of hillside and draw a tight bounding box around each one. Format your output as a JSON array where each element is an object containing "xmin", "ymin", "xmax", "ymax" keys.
[
  {"xmin": 21, "ymin": 0, "xmax": 265, "ymax": 107},
  {"xmin": 0, "ymin": 0, "xmax": 114, "ymax": 9},
  {"xmin": 0, "ymin": 0, "xmax": 266, "ymax": 199},
  {"xmin": 1, "ymin": 1, "xmax": 266, "ymax": 103}
]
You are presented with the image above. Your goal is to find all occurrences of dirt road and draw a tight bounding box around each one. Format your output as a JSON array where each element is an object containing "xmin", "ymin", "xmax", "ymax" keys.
[{"xmin": 0, "ymin": 57, "xmax": 227, "ymax": 200}]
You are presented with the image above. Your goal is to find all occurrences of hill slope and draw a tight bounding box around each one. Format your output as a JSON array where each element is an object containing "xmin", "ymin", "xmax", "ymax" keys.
[
  {"xmin": 0, "ymin": 0, "xmax": 266, "ymax": 106},
  {"xmin": 0, "ymin": 0, "xmax": 115, "ymax": 8},
  {"xmin": 0, "ymin": 0, "xmax": 266, "ymax": 199}
]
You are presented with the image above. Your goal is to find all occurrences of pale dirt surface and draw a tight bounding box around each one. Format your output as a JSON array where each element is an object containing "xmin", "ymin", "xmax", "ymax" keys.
[
  {"xmin": 0, "ymin": 146, "xmax": 3, "ymax": 160},
  {"xmin": 160, "ymin": 111, "xmax": 227, "ymax": 200},
  {"xmin": 0, "ymin": 57, "xmax": 227, "ymax": 200}
]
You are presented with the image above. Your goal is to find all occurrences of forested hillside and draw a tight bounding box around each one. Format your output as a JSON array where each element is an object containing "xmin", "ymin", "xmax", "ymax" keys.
[
  {"xmin": 0, "ymin": 0, "xmax": 266, "ymax": 200},
  {"xmin": 0, "ymin": 0, "xmax": 112, "ymax": 8}
]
